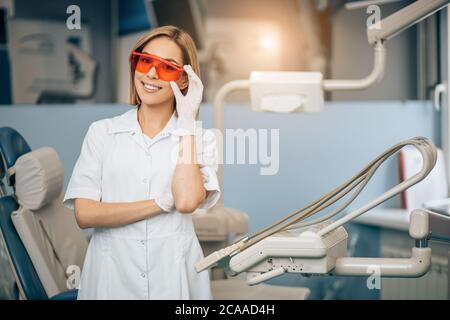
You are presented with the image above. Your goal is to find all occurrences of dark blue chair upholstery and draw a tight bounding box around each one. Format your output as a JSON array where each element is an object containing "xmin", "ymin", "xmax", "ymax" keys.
[
  {"xmin": 0, "ymin": 127, "xmax": 31, "ymax": 169},
  {"xmin": 0, "ymin": 127, "xmax": 31, "ymax": 186},
  {"xmin": 50, "ymin": 289, "xmax": 79, "ymax": 300},
  {"xmin": 0, "ymin": 127, "xmax": 77, "ymax": 300},
  {"xmin": 0, "ymin": 145, "xmax": 5, "ymax": 181}
]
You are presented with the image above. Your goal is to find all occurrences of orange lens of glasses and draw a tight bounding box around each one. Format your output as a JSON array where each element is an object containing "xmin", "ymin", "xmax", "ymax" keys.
[{"xmin": 131, "ymin": 52, "xmax": 183, "ymax": 82}]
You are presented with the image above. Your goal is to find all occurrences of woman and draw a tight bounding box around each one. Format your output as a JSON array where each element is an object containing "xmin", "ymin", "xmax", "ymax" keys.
[{"xmin": 63, "ymin": 25, "xmax": 221, "ymax": 300}]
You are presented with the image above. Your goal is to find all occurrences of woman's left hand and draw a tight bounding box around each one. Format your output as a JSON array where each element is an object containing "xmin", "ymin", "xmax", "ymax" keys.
[{"xmin": 170, "ymin": 65, "xmax": 203, "ymax": 136}]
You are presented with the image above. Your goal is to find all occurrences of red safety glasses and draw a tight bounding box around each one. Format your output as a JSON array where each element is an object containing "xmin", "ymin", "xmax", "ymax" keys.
[{"xmin": 130, "ymin": 51, "xmax": 184, "ymax": 81}]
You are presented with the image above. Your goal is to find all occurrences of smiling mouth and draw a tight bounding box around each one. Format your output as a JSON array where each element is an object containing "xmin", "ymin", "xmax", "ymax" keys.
[{"xmin": 141, "ymin": 81, "xmax": 162, "ymax": 93}]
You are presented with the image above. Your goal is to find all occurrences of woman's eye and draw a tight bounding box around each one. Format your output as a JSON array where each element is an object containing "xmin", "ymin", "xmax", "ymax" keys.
[
  {"xmin": 140, "ymin": 57, "xmax": 152, "ymax": 64},
  {"xmin": 162, "ymin": 64, "xmax": 176, "ymax": 71}
]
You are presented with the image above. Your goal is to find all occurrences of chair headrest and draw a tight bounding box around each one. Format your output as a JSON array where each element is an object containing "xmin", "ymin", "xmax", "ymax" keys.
[{"xmin": 13, "ymin": 147, "xmax": 64, "ymax": 210}]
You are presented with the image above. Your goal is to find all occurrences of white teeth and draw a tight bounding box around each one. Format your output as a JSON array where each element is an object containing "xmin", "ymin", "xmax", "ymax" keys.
[{"xmin": 143, "ymin": 82, "xmax": 161, "ymax": 91}]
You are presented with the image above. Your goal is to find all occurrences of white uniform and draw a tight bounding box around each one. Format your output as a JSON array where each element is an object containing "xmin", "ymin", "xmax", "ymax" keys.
[{"xmin": 63, "ymin": 107, "xmax": 221, "ymax": 300}]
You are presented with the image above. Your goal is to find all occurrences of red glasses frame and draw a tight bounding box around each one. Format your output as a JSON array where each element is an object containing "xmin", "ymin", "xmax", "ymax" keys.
[{"xmin": 130, "ymin": 51, "xmax": 184, "ymax": 81}]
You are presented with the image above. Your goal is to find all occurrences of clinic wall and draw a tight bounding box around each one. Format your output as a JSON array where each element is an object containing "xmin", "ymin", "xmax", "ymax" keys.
[{"xmin": 0, "ymin": 101, "xmax": 437, "ymax": 227}]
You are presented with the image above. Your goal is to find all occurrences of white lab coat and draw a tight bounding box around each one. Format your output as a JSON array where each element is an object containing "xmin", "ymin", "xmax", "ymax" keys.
[{"xmin": 63, "ymin": 107, "xmax": 221, "ymax": 300}]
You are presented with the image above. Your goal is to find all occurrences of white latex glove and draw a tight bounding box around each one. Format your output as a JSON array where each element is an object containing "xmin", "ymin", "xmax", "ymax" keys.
[
  {"xmin": 169, "ymin": 64, "xmax": 203, "ymax": 136},
  {"xmin": 154, "ymin": 192, "xmax": 174, "ymax": 213}
]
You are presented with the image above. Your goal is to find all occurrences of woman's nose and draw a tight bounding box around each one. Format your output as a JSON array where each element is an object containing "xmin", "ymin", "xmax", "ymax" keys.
[{"xmin": 146, "ymin": 66, "xmax": 159, "ymax": 79}]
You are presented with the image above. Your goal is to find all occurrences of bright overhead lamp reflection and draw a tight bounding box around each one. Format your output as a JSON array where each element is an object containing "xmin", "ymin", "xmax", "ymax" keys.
[{"xmin": 260, "ymin": 35, "xmax": 277, "ymax": 50}]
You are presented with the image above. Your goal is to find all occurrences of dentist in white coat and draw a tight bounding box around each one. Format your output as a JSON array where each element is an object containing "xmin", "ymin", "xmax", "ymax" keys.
[{"xmin": 63, "ymin": 25, "xmax": 220, "ymax": 300}]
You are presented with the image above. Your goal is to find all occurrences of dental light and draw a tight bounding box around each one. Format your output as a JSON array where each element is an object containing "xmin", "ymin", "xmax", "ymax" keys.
[
  {"xmin": 249, "ymin": 72, "xmax": 324, "ymax": 113},
  {"xmin": 217, "ymin": 0, "xmax": 449, "ymax": 115},
  {"xmin": 212, "ymin": 0, "xmax": 449, "ymax": 185}
]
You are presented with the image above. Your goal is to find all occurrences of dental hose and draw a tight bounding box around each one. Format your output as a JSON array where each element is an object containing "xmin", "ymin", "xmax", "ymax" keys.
[{"xmin": 236, "ymin": 141, "xmax": 401, "ymax": 250}]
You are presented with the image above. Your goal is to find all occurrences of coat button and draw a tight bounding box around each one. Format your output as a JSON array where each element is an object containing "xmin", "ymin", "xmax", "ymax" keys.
[
  {"xmin": 140, "ymin": 240, "xmax": 145, "ymax": 245},
  {"xmin": 141, "ymin": 273, "xmax": 146, "ymax": 278}
]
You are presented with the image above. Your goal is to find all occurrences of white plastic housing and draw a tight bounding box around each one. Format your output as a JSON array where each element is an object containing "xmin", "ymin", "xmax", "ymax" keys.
[
  {"xmin": 249, "ymin": 71, "xmax": 324, "ymax": 114},
  {"xmin": 229, "ymin": 225, "xmax": 348, "ymax": 275}
]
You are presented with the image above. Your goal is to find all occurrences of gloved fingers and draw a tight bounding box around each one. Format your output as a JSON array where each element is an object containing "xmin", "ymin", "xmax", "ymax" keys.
[
  {"xmin": 183, "ymin": 64, "xmax": 203, "ymax": 89},
  {"xmin": 184, "ymin": 78, "xmax": 203, "ymax": 106},
  {"xmin": 169, "ymin": 81, "xmax": 184, "ymax": 101}
]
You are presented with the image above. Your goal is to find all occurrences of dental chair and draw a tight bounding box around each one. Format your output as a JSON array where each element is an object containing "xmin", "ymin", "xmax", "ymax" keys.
[{"xmin": 0, "ymin": 127, "xmax": 87, "ymax": 300}]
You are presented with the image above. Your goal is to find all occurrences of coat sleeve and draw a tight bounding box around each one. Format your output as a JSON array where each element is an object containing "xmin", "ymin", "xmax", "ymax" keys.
[
  {"xmin": 196, "ymin": 129, "xmax": 221, "ymax": 211},
  {"xmin": 63, "ymin": 121, "xmax": 104, "ymax": 210}
]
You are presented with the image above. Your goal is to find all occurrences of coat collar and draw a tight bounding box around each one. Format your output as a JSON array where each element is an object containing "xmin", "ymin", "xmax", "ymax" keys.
[{"xmin": 107, "ymin": 107, "xmax": 177, "ymax": 138}]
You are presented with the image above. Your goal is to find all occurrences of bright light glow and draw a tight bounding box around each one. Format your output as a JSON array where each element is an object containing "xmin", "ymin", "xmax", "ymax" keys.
[{"xmin": 260, "ymin": 35, "xmax": 276, "ymax": 50}]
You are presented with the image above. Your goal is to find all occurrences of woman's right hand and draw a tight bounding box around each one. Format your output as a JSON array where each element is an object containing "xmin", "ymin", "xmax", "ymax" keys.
[
  {"xmin": 154, "ymin": 192, "xmax": 174, "ymax": 213},
  {"xmin": 169, "ymin": 65, "xmax": 203, "ymax": 136}
]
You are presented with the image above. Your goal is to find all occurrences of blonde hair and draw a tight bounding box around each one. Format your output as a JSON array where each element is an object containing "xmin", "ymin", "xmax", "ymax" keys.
[{"xmin": 128, "ymin": 25, "xmax": 201, "ymax": 111}]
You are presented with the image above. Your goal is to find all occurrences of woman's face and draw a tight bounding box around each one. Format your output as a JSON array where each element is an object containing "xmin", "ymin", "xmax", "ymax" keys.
[{"xmin": 134, "ymin": 36, "xmax": 188, "ymax": 107}]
